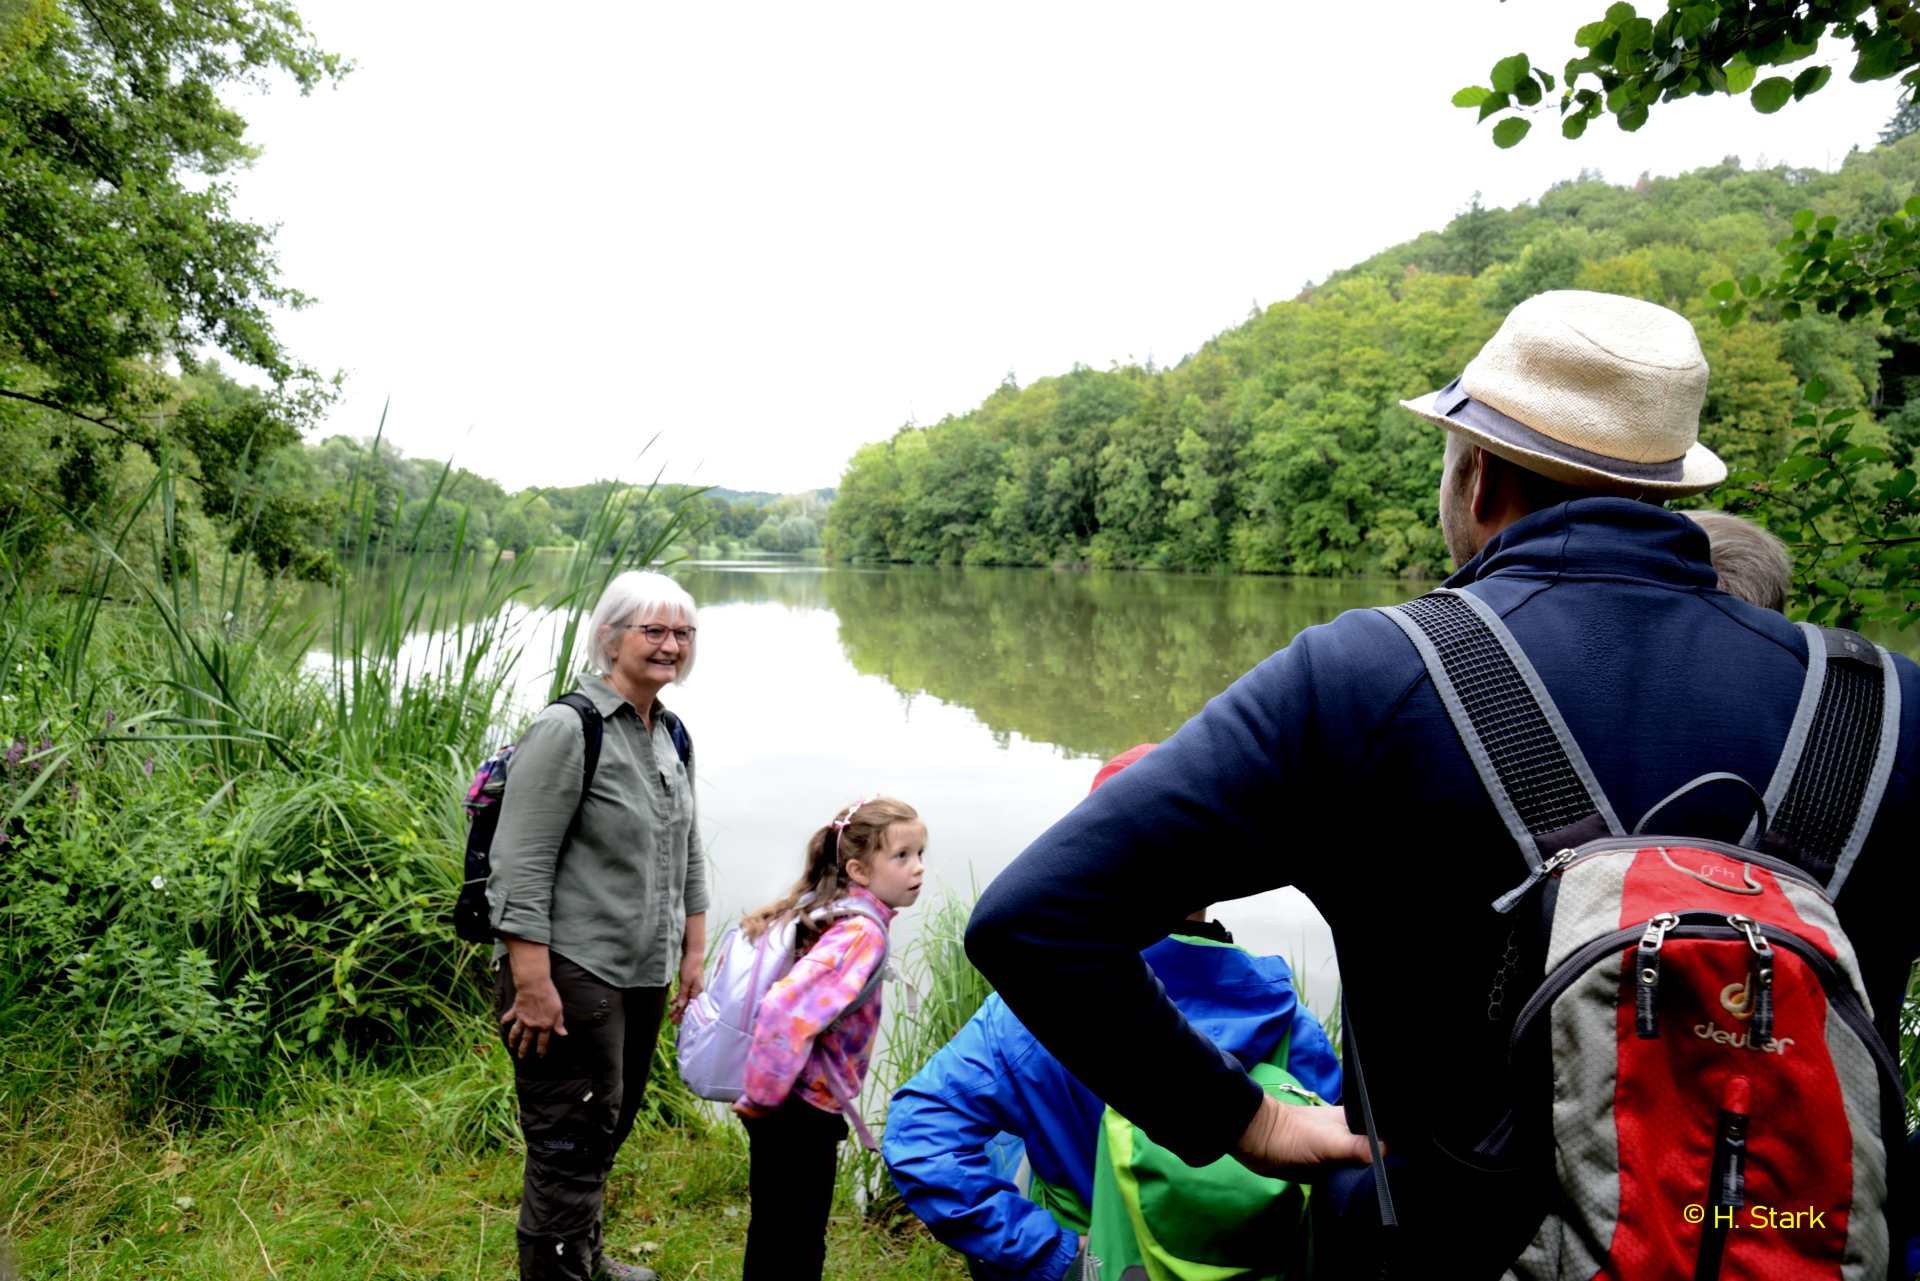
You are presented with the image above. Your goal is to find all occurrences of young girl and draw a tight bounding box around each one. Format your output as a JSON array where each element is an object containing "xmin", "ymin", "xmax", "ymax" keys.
[{"xmin": 731, "ymin": 796, "xmax": 926, "ymax": 1281}]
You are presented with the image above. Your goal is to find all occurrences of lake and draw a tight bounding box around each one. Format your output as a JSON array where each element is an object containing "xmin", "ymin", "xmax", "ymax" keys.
[
  {"xmin": 622, "ymin": 560, "xmax": 1410, "ymax": 1018},
  {"xmin": 302, "ymin": 556, "xmax": 1414, "ymax": 1016},
  {"xmin": 310, "ymin": 551, "xmax": 1917, "ymax": 1022}
]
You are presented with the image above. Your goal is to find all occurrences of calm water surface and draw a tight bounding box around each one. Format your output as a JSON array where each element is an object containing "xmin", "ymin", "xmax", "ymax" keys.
[
  {"xmin": 306, "ymin": 554, "xmax": 1920, "ymax": 1020},
  {"xmin": 657, "ymin": 563, "xmax": 1409, "ymax": 1017},
  {"xmin": 303, "ymin": 558, "xmax": 1416, "ymax": 1015},
  {"xmin": 290, "ymin": 546, "xmax": 1920, "ymax": 1073}
]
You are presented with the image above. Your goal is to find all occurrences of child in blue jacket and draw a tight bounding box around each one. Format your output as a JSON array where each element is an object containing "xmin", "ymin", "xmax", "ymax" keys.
[{"xmin": 882, "ymin": 746, "xmax": 1340, "ymax": 1281}]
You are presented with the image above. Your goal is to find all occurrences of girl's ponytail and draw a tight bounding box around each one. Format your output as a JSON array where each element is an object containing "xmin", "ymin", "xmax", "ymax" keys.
[{"xmin": 742, "ymin": 796, "xmax": 919, "ymax": 952}]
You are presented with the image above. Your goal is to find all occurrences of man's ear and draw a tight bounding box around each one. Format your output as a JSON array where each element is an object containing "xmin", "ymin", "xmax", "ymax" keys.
[
  {"xmin": 1471, "ymin": 445, "xmax": 1501, "ymax": 522},
  {"xmin": 844, "ymin": 859, "xmax": 871, "ymax": 887}
]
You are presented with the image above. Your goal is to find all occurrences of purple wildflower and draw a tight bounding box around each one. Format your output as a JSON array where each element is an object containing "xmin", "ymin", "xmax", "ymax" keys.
[
  {"xmin": 5, "ymin": 739, "xmax": 22, "ymax": 767},
  {"xmin": 143, "ymin": 758, "xmax": 155, "ymax": 778},
  {"xmin": 103, "ymin": 710, "xmax": 115, "ymax": 729}
]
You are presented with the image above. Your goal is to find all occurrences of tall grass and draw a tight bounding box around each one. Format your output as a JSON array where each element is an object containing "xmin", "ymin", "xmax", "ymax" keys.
[
  {"xmin": 841, "ymin": 886, "xmax": 996, "ymax": 1218},
  {"xmin": 0, "ymin": 435, "xmax": 708, "ymax": 1092}
]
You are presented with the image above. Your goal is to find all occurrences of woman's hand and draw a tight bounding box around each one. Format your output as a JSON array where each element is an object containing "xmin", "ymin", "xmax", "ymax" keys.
[
  {"xmin": 500, "ymin": 936, "xmax": 568, "ymax": 1059},
  {"xmin": 669, "ymin": 911, "xmax": 707, "ymax": 1025},
  {"xmin": 732, "ymin": 1098, "xmax": 776, "ymax": 1119},
  {"xmin": 1229, "ymin": 1091, "xmax": 1376, "ymax": 1181},
  {"xmin": 670, "ymin": 948, "xmax": 705, "ymax": 1024}
]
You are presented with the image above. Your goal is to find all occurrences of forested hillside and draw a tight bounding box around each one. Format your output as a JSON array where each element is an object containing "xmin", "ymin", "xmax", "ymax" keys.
[{"xmin": 827, "ymin": 139, "xmax": 1920, "ymax": 577}]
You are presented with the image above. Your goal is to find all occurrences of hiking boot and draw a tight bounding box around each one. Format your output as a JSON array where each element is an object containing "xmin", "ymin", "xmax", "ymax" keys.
[{"xmin": 593, "ymin": 1262, "xmax": 657, "ymax": 1281}]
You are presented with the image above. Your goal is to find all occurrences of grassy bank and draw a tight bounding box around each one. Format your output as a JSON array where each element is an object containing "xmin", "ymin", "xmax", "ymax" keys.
[{"xmin": 0, "ymin": 1039, "xmax": 965, "ymax": 1279}]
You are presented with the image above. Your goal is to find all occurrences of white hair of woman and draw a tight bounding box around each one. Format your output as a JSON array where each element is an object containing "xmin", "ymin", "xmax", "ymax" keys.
[
  {"xmin": 1688, "ymin": 511, "xmax": 1791, "ymax": 614},
  {"xmin": 587, "ymin": 569, "xmax": 699, "ymax": 682}
]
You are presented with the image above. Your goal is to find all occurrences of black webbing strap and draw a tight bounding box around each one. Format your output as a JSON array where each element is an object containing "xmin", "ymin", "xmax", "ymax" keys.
[
  {"xmin": 1742, "ymin": 624, "xmax": 1900, "ymax": 898},
  {"xmin": 1341, "ymin": 992, "xmax": 1397, "ymax": 1233},
  {"xmin": 1378, "ymin": 589, "xmax": 1622, "ymax": 871},
  {"xmin": 553, "ymin": 692, "xmax": 605, "ymax": 853}
]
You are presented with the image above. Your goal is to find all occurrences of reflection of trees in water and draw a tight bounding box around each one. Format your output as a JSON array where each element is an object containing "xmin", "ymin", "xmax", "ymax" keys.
[
  {"xmin": 673, "ymin": 565, "xmax": 832, "ymax": 612},
  {"xmin": 826, "ymin": 568, "xmax": 1414, "ymax": 759}
]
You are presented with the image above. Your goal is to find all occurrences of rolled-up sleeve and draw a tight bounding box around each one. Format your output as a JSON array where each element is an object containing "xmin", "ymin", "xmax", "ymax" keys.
[{"xmin": 487, "ymin": 710, "xmax": 587, "ymax": 943}]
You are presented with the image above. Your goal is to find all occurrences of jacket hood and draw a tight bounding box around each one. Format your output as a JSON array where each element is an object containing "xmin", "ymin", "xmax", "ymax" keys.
[{"xmin": 1144, "ymin": 932, "xmax": 1307, "ymax": 1071}]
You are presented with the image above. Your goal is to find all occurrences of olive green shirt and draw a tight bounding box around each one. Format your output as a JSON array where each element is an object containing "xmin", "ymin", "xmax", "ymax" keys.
[{"xmin": 487, "ymin": 673, "xmax": 707, "ymax": 988}]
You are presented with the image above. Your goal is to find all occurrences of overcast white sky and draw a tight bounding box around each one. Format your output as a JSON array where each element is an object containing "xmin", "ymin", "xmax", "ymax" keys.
[{"xmin": 225, "ymin": 1, "xmax": 1908, "ymax": 495}]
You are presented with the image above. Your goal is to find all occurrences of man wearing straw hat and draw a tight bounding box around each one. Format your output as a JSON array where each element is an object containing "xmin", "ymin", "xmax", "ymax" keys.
[{"xmin": 966, "ymin": 291, "xmax": 1920, "ymax": 1276}]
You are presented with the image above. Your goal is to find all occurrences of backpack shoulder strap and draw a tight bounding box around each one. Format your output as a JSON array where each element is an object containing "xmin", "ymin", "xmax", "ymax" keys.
[
  {"xmin": 552, "ymin": 691, "xmax": 605, "ymax": 802},
  {"xmin": 1744, "ymin": 623, "xmax": 1901, "ymax": 898},
  {"xmin": 1377, "ymin": 588, "xmax": 1622, "ymax": 873},
  {"xmin": 819, "ymin": 900, "xmax": 890, "ymax": 1020},
  {"xmin": 657, "ymin": 708, "xmax": 693, "ymax": 766}
]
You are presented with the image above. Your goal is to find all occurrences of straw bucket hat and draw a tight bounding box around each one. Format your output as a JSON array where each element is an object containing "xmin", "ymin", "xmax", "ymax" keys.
[{"xmin": 1400, "ymin": 290, "xmax": 1725, "ymax": 497}]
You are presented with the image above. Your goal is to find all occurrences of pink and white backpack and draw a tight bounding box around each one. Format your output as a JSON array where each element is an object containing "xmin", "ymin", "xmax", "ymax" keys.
[{"xmin": 676, "ymin": 896, "xmax": 894, "ymax": 1148}]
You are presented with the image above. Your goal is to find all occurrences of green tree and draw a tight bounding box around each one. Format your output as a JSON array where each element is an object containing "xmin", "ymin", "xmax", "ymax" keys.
[
  {"xmin": 827, "ymin": 148, "xmax": 1920, "ymax": 585},
  {"xmin": 0, "ymin": 0, "xmax": 345, "ymax": 575}
]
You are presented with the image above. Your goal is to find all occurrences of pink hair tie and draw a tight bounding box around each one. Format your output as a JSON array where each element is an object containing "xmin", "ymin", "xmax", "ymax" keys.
[{"xmin": 831, "ymin": 795, "xmax": 875, "ymax": 831}]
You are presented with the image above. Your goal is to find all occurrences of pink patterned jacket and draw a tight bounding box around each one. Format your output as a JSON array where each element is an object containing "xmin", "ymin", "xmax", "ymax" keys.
[{"xmin": 741, "ymin": 884, "xmax": 896, "ymax": 1114}]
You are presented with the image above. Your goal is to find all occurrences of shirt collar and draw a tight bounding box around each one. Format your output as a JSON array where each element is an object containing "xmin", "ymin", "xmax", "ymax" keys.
[
  {"xmin": 1442, "ymin": 497, "xmax": 1718, "ymax": 592},
  {"xmin": 843, "ymin": 882, "xmax": 899, "ymax": 925},
  {"xmin": 577, "ymin": 672, "xmax": 667, "ymax": 724}
]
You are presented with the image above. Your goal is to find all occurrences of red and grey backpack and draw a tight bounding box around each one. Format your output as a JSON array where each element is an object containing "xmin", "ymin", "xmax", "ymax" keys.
[{"xmin": 1357, "ymin": 587, "xmax": 1905, "ymax": 1280}]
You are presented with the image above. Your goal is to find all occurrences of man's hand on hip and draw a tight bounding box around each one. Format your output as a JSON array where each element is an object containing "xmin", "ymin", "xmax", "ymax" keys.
[{"xmin": 1230, "ymin": 1091, "xmax": 1376, "ymax": 1181}]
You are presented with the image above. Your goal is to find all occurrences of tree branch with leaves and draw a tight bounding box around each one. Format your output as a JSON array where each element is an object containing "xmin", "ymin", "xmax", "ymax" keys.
[{"xmin": 1454, "ymin": 1, "xmax": 1916, "ymax": 149}]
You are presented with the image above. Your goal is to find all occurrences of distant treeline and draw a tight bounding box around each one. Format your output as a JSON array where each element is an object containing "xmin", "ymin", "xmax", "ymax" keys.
[
  {"xmin": 826, "ymin": 138, "xmax": 1920, "ymax": 578},
  {"xmin": 0, "ymin": 372, "xmax": 835, "ymax": 585},
  {"xmin": 281, "ymin": 435, "xmax": 836, "ymax": 558}
]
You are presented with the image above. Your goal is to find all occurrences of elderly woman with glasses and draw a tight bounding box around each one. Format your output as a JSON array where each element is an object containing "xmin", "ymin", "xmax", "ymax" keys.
[{"xmin": 486, "ymin": 569, "xmax": 707, "ymax": 1281}]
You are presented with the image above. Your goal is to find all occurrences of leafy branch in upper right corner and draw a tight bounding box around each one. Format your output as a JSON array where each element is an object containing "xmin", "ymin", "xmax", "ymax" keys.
[{"xmin": 1453, "ymin": 1, "xmax": 1917, "ymax": 150}]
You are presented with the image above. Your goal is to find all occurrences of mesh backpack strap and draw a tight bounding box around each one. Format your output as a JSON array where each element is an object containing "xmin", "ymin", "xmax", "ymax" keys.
[
  {"xmin": 1743, "ymin": 624, "xmax": 1901, "ymax": 897},
  {"xmin": 1377, "ymin": 588, "xmax": 1622, "ymax": 872}
]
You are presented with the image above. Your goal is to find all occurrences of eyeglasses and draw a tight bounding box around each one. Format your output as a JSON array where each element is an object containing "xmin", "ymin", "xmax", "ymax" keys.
[{"xmin": 624, "ymin": 624, "xmax": 696, "ymax": 645}]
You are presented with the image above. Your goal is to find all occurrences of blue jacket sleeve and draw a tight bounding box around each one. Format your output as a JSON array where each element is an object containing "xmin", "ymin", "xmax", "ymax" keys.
[
  {"xmin": 883, "ymin": 998, "xmax": 1088, "ymax": 1281},
  {"xmin": 1273, "ymin": 971, "xmax": 1342, "ymax": 1104}
]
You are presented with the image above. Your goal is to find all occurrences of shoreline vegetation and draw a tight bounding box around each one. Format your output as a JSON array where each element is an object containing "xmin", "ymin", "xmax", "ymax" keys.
[{"xmin": 0, "ymin": 456, "xmax": 984, "ymax": 1278}]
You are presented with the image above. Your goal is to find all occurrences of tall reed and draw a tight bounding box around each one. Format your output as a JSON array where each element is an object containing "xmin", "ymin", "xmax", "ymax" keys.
[
  {"xmin": 0, "ymin": 429, "xmax": 711, "ymax": 1094},
  {"xmin": 839, "ymin": 885, "xmax": 995, "ymax": 1215}
]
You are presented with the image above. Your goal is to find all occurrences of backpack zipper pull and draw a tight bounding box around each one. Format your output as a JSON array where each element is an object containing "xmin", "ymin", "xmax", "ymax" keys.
[
  {"xmin": 1491, "ymin": 847, "xmax": 1579, "ymax": 915},
  {"xmin": 1695, "ymin": 1074, "xmax": 1752, "ymax": 1281},
  {"xmin": 1727, "ymin": 915, "xmax": 1775, "ymax": 1048},
  {"xmin": 1635, "ymin": 912, "xmax": 1679, "ymax": 1039}
]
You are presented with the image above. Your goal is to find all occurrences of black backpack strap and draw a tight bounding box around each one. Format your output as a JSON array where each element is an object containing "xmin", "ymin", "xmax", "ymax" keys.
[
  {"xmin": 1743, "ymin": 624, "xmax": 1900, "ymax": 898},
  {"xmin": 657, "ymin": 707, "xmax": 693, "ymax": 766},
  {"xmin": 1340, "ymin": 992, "xmax": 1398, "ymax": 1234},
  {"xmin": 1378, "ymin": 588, "xmax": 1622, "ymax": 873},
  {"xmin": 554, "ymin": 691, "xmax": 605, "ymax": 801}
]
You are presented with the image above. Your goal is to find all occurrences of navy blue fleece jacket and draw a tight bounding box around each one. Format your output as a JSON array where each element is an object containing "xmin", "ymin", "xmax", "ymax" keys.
[{"xmin": 966, "ymin": 498, "xmax": 1920, "ymax": 1266}]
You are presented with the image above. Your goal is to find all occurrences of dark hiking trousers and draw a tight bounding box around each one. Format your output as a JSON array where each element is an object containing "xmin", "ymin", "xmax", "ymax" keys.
[
  {"xmin": 495, "ymin": 953, "xmax": 668, "ymax": 1281},
  {"xmin": 742, "ymin": 1096, "xmax": 847, "ymax": 1281}
]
